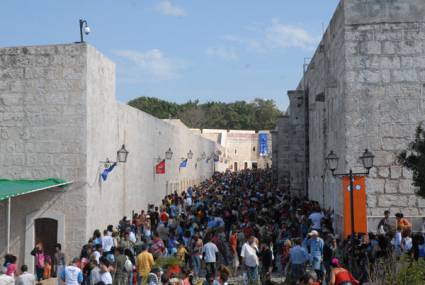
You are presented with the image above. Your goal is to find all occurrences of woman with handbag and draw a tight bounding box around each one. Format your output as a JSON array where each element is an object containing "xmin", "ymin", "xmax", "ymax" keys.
[{"xmin": 328, "ymin": 258, "xmax": 359, "ymax": 285}]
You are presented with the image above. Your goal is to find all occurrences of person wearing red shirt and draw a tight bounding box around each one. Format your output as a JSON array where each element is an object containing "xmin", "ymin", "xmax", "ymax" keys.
[
  {"xmin": 160, "ymin": 209, "xmax": 169, "ymax": 224},
  {"xmin": 329, "ymin": 258, "xmax": 359, "ymax": 285}
]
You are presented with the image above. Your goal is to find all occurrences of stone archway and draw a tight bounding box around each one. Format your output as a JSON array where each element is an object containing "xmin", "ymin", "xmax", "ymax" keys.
[{"xmin": 24, "ymin": 210, "xmax": 65, "ymax": 273}]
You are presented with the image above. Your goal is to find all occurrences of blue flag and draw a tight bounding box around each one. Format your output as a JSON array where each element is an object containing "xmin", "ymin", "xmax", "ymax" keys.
[
  {"xmin": 101, "ymin": 162, "xmax": 117, "ymax": 181},
  {"xmin": 179, "ymin": 159, "xmax": 188, "ymax": 168}
]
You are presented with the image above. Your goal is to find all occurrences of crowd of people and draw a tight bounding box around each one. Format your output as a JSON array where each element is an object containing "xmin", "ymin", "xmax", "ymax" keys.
[{"xmin": 1, "ymin": 169, "xmax": 423, "ymax": 285}]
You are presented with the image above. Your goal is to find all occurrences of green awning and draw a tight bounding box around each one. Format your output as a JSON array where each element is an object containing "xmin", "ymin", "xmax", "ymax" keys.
[{"xmin": 0, "ymin": 178, "xmax": 72, "ymax": 201}]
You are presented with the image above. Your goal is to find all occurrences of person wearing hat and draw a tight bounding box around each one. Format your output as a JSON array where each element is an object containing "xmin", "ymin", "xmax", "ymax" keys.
[
  {"xmin": 304, "ymin": 230, "xmax": 325, "ymax": 283},
  {"xmin": 61, "ymin": 257, "xmax": 83, "ymax": 285}
]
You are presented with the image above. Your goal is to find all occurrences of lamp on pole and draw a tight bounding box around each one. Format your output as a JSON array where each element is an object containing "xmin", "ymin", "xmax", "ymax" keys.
[
  {"xmin": 325, "ymin": 149, "xmax": 374, "ymax": 238},
  {"xmin": 165, "ymin": 148, "xmax": 173, "ymax": 160},
  {"xmin": 100, "ymin": 144, "xmax": 129, "ymax": 166},
  {"xmin": 78, "ymin": 19, "xmax": 90, "ymax": 43},
  {"xmin": 187, "ymin": 150, "xmax": 194, "ymax": 160}
]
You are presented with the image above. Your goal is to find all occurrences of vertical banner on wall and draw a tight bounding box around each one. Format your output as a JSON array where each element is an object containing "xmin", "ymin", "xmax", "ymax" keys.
[
  {"xmin": 259, "ymin": 133, "xmax": 268, "ymax": 156},
  {"xmin": 342, "ymin": 176, "xmax": 367, "ymax": 239}
]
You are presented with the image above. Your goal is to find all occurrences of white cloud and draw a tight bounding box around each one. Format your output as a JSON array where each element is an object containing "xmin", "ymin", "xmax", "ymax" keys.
[
  {"xmin": 250, "ymin": 19, "xmax": 318, "ymax": 52},
  {"xmin": 114, "ymin": 49, "xmax": 187, "ymax": 80},
  {"xmin": 156, "ymin": 1, "xmax": 186, "ymax": 17},
  {"xmin": 220, "ymin": 19, "xmax": 318, "ymax": 54},
  {"xmin": 206, "ymin": 47, "xmax": 239, "ymax": 61}
]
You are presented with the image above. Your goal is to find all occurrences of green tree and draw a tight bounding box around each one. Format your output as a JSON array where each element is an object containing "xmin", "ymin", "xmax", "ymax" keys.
[
  {"xmin": 128, "ymin": 96, "xmax": 283, "ymax": 130},
  {"xmin": 128, "ymin": 97, "xmax": 179, "ymax": 119},
  {"xmin": 398, "ymin": 123, "xmax": 425, "ymax": 198}
]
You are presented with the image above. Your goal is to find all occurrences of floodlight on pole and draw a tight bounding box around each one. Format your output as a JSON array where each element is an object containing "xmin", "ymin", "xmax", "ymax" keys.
[{"xmin": 78, "ymin": 19, "xmax": 90, "ymax": 43}]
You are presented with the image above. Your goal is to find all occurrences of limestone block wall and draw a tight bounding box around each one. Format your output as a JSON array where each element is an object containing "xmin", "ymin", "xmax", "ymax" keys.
[
  {"xmin": 343, "ymin": 0, "xmax": 425, "ymax": 229},
  {"xmin": 0, "ymin": 44, "xmax": 88, "ymax": 265},
  {"xmin": 0, "ymin": 43, "xmax": 217, "ymax": 267},
  {"xmin": 300, "ymin": 2, "xmax": 347, "ymax": 227},
  {"xmin": 85, "ymin": 44, "xmax": 217, "ymax": 236},
  {"xmin": 285, "ymin": 90, "xmax": 307, "ymax": 197},
  {"xmin": 281, "ymin": 0, "xmax": 425, "ymax": 233},
  {"xmin": 273, "ymin": 116, "xmax": 290, "ymax": 189}
]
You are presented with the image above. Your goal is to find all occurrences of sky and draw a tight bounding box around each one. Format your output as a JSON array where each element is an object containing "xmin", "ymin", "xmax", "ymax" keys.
[{"xmin": 0, "ymin": 0, "xmax": 339, "ymax": 111}]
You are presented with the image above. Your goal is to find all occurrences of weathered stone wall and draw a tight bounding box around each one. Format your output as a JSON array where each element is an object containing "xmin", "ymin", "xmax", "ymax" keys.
[
  {"xmin": 285, "ymin": 90, "xmax": 307, "ymax": 197},
  {"xmin": 272, "ymin": 116, "xmax": 290, "ymax": 189},
  {"xmin": 0, "ymin": 43, "xmax": 218, "ymax": 268},
  {"xmin": 280, "ymin": 0, "xmax": 425, "ymax": 234},
  {"xmin": 0, "ymin": 44, "xmax": 88, "ymax": 265},
  {"xmin": 301, "ymin": 2, "xmax": 347, "ymax": 227},
  {"xmin": 343, "ymin": 0, "xmax": 425, "ymax": 230}
]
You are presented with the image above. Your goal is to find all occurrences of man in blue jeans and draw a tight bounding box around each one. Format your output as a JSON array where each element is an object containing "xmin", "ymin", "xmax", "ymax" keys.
[
  {"xmin": 289, "ymin": 238, "xmax": 311, "ymax": 283},
  {"xmin": 304, "ymin": 230, "xmax": 325, "ymax": 282}
]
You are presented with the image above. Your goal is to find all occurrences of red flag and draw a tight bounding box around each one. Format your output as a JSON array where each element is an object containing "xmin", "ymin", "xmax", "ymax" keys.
[{"xmin": 155, "ymin": 159, "xmax": 165, "ymax": 174}]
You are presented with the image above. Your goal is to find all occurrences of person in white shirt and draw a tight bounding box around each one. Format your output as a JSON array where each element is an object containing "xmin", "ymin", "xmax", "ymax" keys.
[
  {"xmin": 15, "ymin": 265, "xmax": 35, "ymax": 285},
  {"xmin": 61, "ymin": 257, "xmax": 83, "ymax": 285},
  {"xmin": 240, "ymin": 236, "xmax": 259, "ymax": 284},
  {"xmin": 0, "ymin": 271, "xmax": 14, "ymax": 285},
  {"xmin": 392, "ymin": 226, "xmax": 402, "ymax": 257},
  {"xmin": 101, "ymin": 230, "xmax": 114, "ymax": 254},
  {"xmin": 126, "ymin": 228, "xmax": 137, "ymax": 244},
  {"xmin": 203, "ymin": 238, "xmax": 219, "ymax": 276},
  {"xmin": 99, "ymin": 258, "xmax": 112, "ymax": 285},
  {"xmin": 402, "ymin": 229, "xmax": 413, "ymax": 254},
  {"xmin": 93, "ymin": 244, "xmax": 102, "ymax": 265}
]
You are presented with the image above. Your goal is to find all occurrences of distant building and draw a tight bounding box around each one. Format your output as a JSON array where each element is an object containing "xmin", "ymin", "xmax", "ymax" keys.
[{"xmin": 194, "ymin": 129, "xmax": 272, "ymax": 172}]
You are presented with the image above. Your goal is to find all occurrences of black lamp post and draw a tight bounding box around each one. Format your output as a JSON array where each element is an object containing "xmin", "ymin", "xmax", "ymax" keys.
[
  {"xmin": 117, "ymin": 144, "xmax": 129, "ymax": 163},
  {"xmin": 100, "ymin": 144, "xmax": 129, "ymax": 167},
  {"xmin": 78, "ymin": 19, "xmax": 90, "ymax": 43},
  {"xmin": 325, "ymin": 149, "xmax": 374, "ymax": 238},
  {"xmin": 187, "ymin": 150, "xmax": 194, "ymax": 160},
  {"xmin": 165, "ymin": 148, "xmax": 173, "ymax": 160}
]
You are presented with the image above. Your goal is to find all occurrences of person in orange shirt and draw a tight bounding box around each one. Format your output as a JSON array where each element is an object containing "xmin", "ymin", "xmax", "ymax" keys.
[
  {"xmin": 136, "ymin": 245, "xmax": 154, "ymax": 285},
  {"xmin": 395, "ymin": 213, "xmax": 412, "ymax": 233},
  {"xmin": 43, "ymin": 256, "xmax": 52, "ymax": 280}
]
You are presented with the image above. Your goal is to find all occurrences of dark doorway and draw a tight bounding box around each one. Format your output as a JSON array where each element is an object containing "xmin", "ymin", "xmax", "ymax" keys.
[
  {"xmin": 35, "ymin": 218, "xmax": 58, "ymax": 265},
  {"xmin": 252, "ymin": 162, "xmax": 258, "ymax": 169},
  {"xmin": 234, "ymin": 162, "xmax": 238, "ymax": 171},
  {"xmin": 244, "ymin": 162, "xmax": 248, "ymax": 169}
]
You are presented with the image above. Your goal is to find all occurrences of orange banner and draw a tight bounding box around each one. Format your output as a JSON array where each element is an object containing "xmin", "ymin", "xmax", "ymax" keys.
[{"xmin": 343, "ymin": 176, "xmax": 367, "ymax": 239}]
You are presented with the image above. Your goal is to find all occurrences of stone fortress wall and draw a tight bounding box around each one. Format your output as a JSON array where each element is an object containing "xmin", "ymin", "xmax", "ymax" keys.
[
  {"xmin": 277, "ymin": 0, "xmax": 425, "ymax": 234},
  {"xmin": 0, "ymin": 44, "xmax": 217, "ymax": 269}
]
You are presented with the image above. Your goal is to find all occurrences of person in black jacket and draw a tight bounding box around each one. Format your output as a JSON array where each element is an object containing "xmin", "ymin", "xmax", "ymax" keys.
[{"xmin": 260, "ymin": 240, "xmax": 273, "ymax": 283}]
